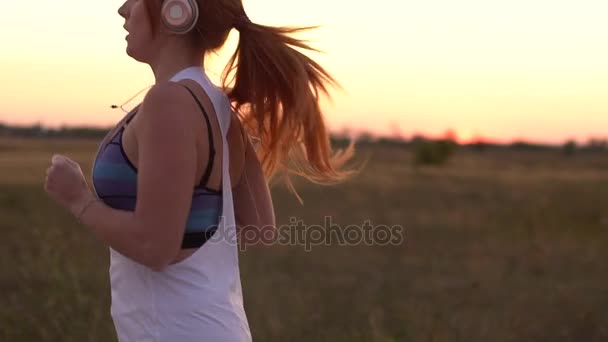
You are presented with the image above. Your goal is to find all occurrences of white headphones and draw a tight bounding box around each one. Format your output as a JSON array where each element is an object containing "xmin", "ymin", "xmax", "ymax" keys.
[{"xmin": 161, "ymin": 0, "xmax": 199, "ymax": 35}]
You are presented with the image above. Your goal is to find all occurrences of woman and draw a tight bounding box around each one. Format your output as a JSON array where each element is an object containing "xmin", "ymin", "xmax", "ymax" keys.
[{"xmin": 44, "ymin": 0, "xmax": 353, "ymax": 340}]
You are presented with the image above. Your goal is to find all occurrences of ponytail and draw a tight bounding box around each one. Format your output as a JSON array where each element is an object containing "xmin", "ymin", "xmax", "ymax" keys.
[{"xmin": 222, "ymin": 20, "xmax": 356, "ymax": 200}]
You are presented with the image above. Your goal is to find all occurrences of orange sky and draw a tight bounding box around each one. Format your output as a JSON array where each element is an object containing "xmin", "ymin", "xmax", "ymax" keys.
[{"xmin": 1, "ymin": 0, "xmax": 607, "ymax": 145}]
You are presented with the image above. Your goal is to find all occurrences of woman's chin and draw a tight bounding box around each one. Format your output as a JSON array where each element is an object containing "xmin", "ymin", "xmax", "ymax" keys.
[
  {"xmin": 125, "ymin": 46, "xmax": 134, "ymax": 59},
  {"xmin": 125, "ymin": 47, "xmax": 146, "ymax": 63}
]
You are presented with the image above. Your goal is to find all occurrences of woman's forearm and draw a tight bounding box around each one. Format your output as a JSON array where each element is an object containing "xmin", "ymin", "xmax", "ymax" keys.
[{"xmin": 233, "ymin": 135, "xmax": 276, "ymax": 247}]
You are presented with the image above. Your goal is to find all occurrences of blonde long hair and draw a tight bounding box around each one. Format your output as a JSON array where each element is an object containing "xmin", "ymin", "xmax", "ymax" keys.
[{"xmin": 146, "ymin": 0, "xmax": 356, "ymax": 200}]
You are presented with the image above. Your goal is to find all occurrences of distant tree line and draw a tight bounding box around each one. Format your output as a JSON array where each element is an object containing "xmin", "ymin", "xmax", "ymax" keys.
[
  {"xmin": 1, "ymin": 122, "xmax": 606, "ymax": 159},
  {"xmin": 0, "ymin": 123, "xmax": 109, "ymax": 139},
  {"xmin": 331, "ymin": 130, "xmax": 607, "ymax": 166},
  {"xmin": 561, "ymin": 138, "xmax": 608, "ymax": 155}
]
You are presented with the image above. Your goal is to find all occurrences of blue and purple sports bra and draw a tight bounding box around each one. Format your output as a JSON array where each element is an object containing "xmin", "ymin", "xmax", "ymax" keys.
[{"xmin": 91, "ymin": 85, "xmax": 221, "ymax": 249}]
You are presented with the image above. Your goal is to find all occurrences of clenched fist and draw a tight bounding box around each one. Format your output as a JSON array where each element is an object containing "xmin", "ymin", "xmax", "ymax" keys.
[{"xmin": 45, "ymin": 154, "xmax": 95, "ymax": 218}]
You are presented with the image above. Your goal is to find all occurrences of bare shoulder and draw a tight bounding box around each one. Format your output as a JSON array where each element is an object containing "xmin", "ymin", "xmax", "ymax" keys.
[{"xmin": 137, "ymin": 82, "xmax": 199, "ymax": 128}]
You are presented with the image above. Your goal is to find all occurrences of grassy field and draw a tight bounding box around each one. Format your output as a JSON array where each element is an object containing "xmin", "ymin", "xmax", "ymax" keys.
[{"xmin": 1, "ymin": 137, "xmax": 607, "ymax": 341}]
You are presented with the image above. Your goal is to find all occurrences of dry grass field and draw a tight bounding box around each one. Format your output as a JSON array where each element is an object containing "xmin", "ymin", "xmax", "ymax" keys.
[{"xmin": 1, "ymin": 136, "xmax": 607, "ymax": 341}]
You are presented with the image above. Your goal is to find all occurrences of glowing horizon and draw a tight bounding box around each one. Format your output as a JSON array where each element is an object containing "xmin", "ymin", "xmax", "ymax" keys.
[{"xmin": 1, "ymin": 0, "xmax": 607, "ymax": 145}]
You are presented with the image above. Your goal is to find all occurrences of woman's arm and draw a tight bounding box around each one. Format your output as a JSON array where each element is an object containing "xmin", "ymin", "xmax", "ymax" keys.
[
  {"xmin": 233, "ymin": 132, "xmax": 276, "ymax": 248},
  {"xmin": 78, "ymin": 83, "xmax": 201, "ymax": 271}
]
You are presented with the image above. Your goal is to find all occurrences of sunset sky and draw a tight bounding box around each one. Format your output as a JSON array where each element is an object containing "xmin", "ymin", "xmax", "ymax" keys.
[{"xmin": 1, "ymin": 0, "xmax": 606, "ymax": 144}]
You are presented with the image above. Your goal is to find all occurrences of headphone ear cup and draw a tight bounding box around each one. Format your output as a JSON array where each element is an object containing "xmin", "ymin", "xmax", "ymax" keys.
[{"xmin": 161, "ymin": 0, "xmax": 199, "ymax": 34}]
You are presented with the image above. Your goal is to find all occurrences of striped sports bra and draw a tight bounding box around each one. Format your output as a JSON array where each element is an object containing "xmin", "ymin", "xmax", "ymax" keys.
[{"xmin": 92, "ymin": 85, "xmax": 222, "ymax": 249}]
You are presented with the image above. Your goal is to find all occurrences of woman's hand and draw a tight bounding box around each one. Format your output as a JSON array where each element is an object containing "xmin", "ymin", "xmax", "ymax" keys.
[{"xmin": 45, "ymin": 154, "xmax": 96, "ymax": 218}]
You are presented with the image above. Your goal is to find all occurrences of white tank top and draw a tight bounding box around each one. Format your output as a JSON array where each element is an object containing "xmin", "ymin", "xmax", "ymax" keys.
[{"xmin": 106, "ymin": 66, "xmax": 252, "ymax": 341}]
